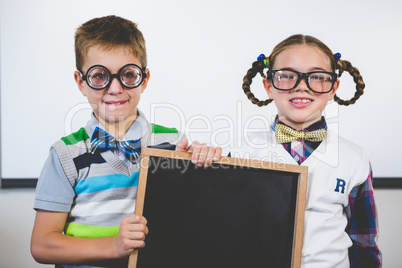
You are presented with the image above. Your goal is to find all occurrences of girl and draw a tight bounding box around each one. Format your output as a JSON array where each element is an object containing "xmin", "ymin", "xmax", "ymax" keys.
[{"xmin": 233, "ymin": 34, "xmax": 381, "ymax": 267}]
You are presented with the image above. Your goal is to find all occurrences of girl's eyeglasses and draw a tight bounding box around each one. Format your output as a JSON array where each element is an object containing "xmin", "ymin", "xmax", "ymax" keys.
[
  {"xmin": 268, "ymin": 69, "xmax": 337, "ymax": 94},
  {"xmin": 79, "ymin": 64, "xmax": 147, "ymax": 90}
]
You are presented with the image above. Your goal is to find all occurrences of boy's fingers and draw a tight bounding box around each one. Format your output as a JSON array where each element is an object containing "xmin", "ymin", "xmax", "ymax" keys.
[
  {"xmin": 203, "ymin": 146, "xmax": 223, "ymax": 167},
  {"xmin": 204, "ymin": 148, "xmax": 216, "ymax": 167},
  {"xmin": 189, "ymin": 141, "xmax": 200, "ymax": 162},
  {"xmin": 197, "ymin": 144, "xmax": 209, "ymax": 167},
  {"xmin": 126, "ymin": 223, "xmax": 149, "ymax": 235},
  {"xmin": 188, "ymin": 142, "xmax": 222, "ymax": 167},
  {"xmin": 135, "ymin": 225, "xmax": 149, "ymax": 235},
  {"xmin": 213, "ymin": 146, "xmax": 223, "ymax": 162},
  {"xmin": 125, "ymin": 214, "xmax": 147, "ymax": 225},
  {"xmin": 128, "ymin": 231, "xmax": 147, "ymax": 241},
  {"xmin": 176, "ymin": 139, "xmax": 189, "ymax": 152},
  {"xmin": 191, "ymin": 142, "xmax": 207, "ymax": 165},
  {"xmin": 122, "ymin": 216, "xmax": 149, "ymax": 236}
]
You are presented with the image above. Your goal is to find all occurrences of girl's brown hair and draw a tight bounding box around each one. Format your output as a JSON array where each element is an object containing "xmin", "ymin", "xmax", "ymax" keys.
[{"xmin": 242, "ymin": 34, "xmax": 365, "ymax": 106}]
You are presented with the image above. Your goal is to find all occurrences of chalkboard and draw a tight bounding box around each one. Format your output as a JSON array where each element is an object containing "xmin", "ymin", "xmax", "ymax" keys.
[{"xmin": 129, "ymin": 148, "xmax": 308, "ymax": 268}]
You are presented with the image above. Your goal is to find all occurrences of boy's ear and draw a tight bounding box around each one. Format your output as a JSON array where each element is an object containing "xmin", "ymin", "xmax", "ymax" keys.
[
  {"xmin": 74, "ymin": 71, "xmax": 87, "ymax": 97},
  {"xmin": 140, "ymin": 68, "xmax": 150, "ymax": 93},
  {"xmin": 262, "ymin": 78, "xmax": 274, "ymax": 99}
]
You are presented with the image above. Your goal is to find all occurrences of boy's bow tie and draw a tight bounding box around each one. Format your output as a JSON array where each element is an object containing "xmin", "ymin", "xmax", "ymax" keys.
[
  {"xmin": 90, "ymin": 127, "xmax": 141, "ymax": 163},
  {"xmin": 274, "ymin": 124, "xmax": 327, "ymax": 144}
]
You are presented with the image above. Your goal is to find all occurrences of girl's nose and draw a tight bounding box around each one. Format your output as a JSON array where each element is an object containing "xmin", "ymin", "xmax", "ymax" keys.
[{"xmin": 294, "ymin": 78, "xmax": 309, "ymax": 92}]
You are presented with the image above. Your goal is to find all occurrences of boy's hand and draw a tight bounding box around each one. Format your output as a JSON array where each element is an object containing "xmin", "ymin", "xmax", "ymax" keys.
[
  {"xmin": 177, "ymin": 139, "xmax": 222, "ymax": 167},
  {"xmin": 113, "ymin": 214, "xmax": 148, "ymax": 257}
]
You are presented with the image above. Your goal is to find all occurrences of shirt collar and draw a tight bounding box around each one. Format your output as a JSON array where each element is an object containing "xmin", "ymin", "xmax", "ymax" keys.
[
  {"xmin": 272, "ymin": 115, "xmax": 327, "ymax": 132},
  {"xmin": 85, "ymin": 109, "xmax": 149, "ymax": 141}
]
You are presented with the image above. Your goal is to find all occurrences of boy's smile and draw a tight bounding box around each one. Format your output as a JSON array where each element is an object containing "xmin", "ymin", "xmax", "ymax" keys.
[
  {"xmin": 105, "ymin": 100, "xmax": 127, "ymax": 105},
  {"xmin": 263, "ymin": 45, "xmax": 339, "ymax": 130},
  {"xmin": 74, "ymin": 45, "xmax": 150, "ymax": 137},
  {"xmin": 103, "ymin": 100, "xmax": 128, "ymax": 107}
]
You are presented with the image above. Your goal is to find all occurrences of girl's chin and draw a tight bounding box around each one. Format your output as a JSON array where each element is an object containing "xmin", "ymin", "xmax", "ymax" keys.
[{"xmin": 282, "ymin": 116, "xmax": 321, "ymax": 129}]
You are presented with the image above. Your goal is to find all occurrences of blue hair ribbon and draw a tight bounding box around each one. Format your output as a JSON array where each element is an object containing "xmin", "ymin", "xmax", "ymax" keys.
[
  {"xmin": 257, "ymin": 54, "xmax": 267, "ymax": 67},
  {"xmin": 334, "ymin": 52, "xmax": 341, "ymax": 65}
]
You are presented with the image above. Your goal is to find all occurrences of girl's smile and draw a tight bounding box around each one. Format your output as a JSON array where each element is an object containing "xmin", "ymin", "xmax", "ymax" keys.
[{"xmin": 289, "ymin": 97, "xmax": 313, "ymax": 107}]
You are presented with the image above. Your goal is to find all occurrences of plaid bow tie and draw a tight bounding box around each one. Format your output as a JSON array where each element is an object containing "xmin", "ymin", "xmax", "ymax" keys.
[
  {"xmin": 90, "ymin": 127, "xmax": 141, "ymax": 163},
  {"xmin": 275, "ymin": 123, "xmax": 327, "ymax": 144}
]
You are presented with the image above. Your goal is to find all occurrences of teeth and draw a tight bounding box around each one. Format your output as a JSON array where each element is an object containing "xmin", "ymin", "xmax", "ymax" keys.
[
  {"xmin": 107, "ymin": 101, "xmax": 125, "ymax": 105},
  {"xmin": 291, "ymin": 99, "xmax": 311, "ymax": 103}
]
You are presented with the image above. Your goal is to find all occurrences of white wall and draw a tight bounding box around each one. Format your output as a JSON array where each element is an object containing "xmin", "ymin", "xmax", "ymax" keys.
[
  {"xmin": 0, "ymin": 188, "xmax": 52, "ymax": 268},
  {"xmin": 1, "ymin": 0, "xmax": 402, "ymax": 179}
]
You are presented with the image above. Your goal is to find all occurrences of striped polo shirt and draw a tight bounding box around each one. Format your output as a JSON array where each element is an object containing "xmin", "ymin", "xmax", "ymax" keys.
[{"xmin": 35, "ymin": 110, "xmax": 184, "ymax": 240}]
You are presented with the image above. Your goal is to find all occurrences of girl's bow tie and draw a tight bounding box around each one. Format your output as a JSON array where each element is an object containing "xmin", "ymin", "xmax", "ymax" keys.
[{"xmin": 275, "ymin": 124, "xmax": 327, "ymax": 144}]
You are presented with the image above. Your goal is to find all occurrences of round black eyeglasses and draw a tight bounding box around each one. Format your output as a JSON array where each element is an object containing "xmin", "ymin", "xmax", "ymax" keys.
[
  {"xmin": 79, "ymin": 64, "xmax": 147, "ymax": 90},
  {"xmin": 268, "ymin": 69, "xmax": 338, "ymax": 93}
]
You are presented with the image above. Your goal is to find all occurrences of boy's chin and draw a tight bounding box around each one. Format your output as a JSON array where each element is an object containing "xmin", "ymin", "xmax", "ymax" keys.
[{"xmin": 96, "ymin": 113, "xmax": 138, "ymax": 125}]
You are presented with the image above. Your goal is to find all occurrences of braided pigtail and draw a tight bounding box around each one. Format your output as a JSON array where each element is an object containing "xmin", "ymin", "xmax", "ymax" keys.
[
  {"xmin": 242, "ymin": 55, "xmax": 273, "ymax": 107},
  {"xmin": 334, "ymin": 59, "xmax": 365, "ymax": 106}
]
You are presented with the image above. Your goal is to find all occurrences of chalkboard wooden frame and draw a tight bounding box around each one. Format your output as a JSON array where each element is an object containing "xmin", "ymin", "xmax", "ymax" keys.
[{"xmin": 129, "ymin": 148, "xmax": 308, "ymax": 268}]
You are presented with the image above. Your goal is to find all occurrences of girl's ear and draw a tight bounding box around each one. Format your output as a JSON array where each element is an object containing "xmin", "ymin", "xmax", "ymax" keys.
[
  {"xmin": 74, "ymin": 71, "xmax": 87, "ymax": 97},
  {"xmin": 329, "ymin": 79, "xmax": 340, "ymax": 100},
  {"xmin": 263, "ymin": 78, "xmax": 274, "ymax": 99}
]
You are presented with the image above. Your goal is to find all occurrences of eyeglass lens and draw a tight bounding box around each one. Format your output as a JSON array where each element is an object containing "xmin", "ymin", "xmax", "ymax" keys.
[
  {"xmin": 272, "ymin": 70, "xmax": 335, "ymax": 93},
  {"xmin": 86, "ymin": 64, "xmax": 144, "ymax": 90}
]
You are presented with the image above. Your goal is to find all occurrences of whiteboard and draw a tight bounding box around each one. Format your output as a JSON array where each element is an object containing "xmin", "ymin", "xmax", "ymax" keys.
[{"xmin": 1, "ymin": 0, "xmax": 401, "ymax": 180}]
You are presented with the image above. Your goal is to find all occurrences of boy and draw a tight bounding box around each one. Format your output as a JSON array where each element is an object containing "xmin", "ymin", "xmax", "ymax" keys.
[{"xmin": 31, "ymin": 15, "xmax": 221, "ymax": 268}]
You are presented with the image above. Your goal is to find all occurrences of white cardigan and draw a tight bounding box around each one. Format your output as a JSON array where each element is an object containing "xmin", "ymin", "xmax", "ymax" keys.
[{"xmin": 231, "ymin": 128, "xmax": 371, "ymax": 268}]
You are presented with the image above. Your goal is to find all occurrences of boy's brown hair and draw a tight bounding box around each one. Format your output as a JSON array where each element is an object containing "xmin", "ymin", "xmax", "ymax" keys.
[{"xmin": 74, "ymin": 15, "xmax": 147, "ymax": 71}]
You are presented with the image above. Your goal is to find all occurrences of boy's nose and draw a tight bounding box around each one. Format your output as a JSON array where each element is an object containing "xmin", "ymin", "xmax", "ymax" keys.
[{"xmin": 107, "ymin": 77, "xmax": 124, "ymax": 94}]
